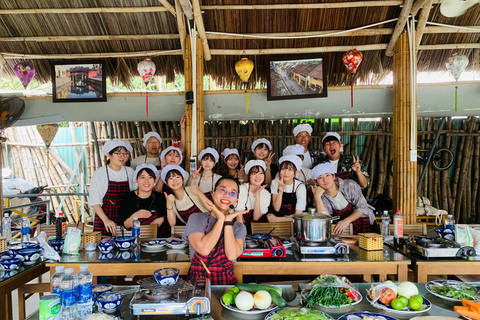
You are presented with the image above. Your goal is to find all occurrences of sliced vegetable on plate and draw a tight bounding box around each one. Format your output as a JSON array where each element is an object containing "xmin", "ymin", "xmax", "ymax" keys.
[
  {"xmin": 265, "ymin": 307, "xmax": 334, "ymax": 320},
  {"xmin": 454, "ymin": 298, "xmax": 480, "ymax": 320},
  {"xmin": 426, "ymin": 280, "xmax": 480, "ymax": 302},
  {"xmin": 337, "ymin": 311, "xmax": 400, "ymax": 320},
  {"xmin": 300, "ymin": 275, "xmax": 361, "ymax": 308}
]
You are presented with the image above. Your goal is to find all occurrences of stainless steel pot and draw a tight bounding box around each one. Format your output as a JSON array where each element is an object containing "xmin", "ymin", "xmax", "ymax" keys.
[{"xmin": 293, "ymin": 208, "xmax": 338, "ymax": 242}]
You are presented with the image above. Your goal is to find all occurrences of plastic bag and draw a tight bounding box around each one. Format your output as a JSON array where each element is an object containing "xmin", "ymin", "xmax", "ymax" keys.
[
  {"xmin": 63, "ymin": 227, "xmax": 82, "ymax": 255},
  {"xmin": 366, "ymin": 283, "xmax": 397, "ymax": 304},
  {"xmin": 37, "ymin": 231, "xmax": 61, "ymax": 262}
]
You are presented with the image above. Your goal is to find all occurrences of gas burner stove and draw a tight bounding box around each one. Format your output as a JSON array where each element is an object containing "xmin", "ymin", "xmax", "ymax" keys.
[
  {"xmin": 130, "ymin": 277, "xmax": 211, "ymax": 316},
  {"xmin": 407, "ymin": 236, "xmax": 476, "ymax": 258},
  {"xmin": 240, "ymin": 237, "xmax": 286, "ymax": 258},
  {"xmin": 293, "ymin": 238, "xmax": 349, "ymax": 261}
]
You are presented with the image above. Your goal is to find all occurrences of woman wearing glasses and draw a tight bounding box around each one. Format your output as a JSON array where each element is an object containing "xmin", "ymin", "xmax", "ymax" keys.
[
  {"xmin": 89, "ymin": 140, "xmax": 135, "ymax": 235},
  {"xmin": 183, "ymin": 177, "xmax": 247, "ymax": 285}
]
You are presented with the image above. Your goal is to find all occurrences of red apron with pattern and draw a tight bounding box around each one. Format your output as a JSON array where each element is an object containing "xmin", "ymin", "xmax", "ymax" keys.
[
  {"xmin": 275, "ymin": 180, "xmax": 298, "ymax": 217},
  {"xmin": 329, "ymin": 200, "xmax": 371, "ymax": 235},
  {"xmin": 198, "ymin": 174, "xmax": 214, "ymax": 202},
  {"xmin": 335, "ymin": 171, "xmax": 351, "ymax": 180},
  {"xmin": 174, "ymin": 189, "xmax": 203, "ymax": 225},
  {"xmin": 188, "ymin": 214, "xmax": 237, "ymax": 285},
  {"xmin": 135, "ymin": 192, "xmax": 171, "ymax": 238},
  {"xmin": 95, "ymin": 167, "xmax": 130, "ymax": 236}
]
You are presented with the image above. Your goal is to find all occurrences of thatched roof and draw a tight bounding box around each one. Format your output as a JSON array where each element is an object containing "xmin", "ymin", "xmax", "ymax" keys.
[{"xmin": 0, "ymin": 0, "xmax": 479, "ymax": 88}]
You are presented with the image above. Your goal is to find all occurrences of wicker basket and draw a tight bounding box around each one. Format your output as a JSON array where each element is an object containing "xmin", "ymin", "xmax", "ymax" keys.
[
  {"xmin": 0, "ymin": 237, "xmax": 7, "ymax": 254},
  {"xmin": 81, "ymin": 231, "xmax": 102, "ymax": 249},
  {"xmin": 359, "ymin": 233, "xmax": 383, "ymax": 251},
  {"xmin": 359, "ymin": 248, "xmax": 383, "ymax": 261}
]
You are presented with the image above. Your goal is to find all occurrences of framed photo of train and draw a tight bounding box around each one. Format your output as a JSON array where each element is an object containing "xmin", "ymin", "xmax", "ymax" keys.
[
  {"xmin": 51, "ymin": 60, "xmax": 107, "ymax": 103},
  {"xmin": 266, "ymin": 54, "xmax": 328, "ymax": 101}
]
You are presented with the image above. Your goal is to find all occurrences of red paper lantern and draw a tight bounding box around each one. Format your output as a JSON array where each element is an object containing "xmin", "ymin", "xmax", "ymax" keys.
[{"xmin": 342, "ymin": 49, "xmax": 363, "ymax": 108}]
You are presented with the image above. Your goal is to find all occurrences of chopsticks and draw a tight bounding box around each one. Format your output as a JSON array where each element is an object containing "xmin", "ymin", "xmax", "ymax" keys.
[{"xmin": 200, "ymin": 260, "xmax": 211, "ymax": 274}]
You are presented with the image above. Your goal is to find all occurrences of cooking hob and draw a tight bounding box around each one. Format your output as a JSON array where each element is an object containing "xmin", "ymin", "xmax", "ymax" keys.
[
  {"xmin": 293, "ymin": 237, "xmax": 349, "ymax": 261},
  {"xmin": 130, "ymin": 277, "xmax": 211, "ymax": 316},
  {"xmin": 407, "ymin": 236, "xmax": 476, "ymax": 258}
]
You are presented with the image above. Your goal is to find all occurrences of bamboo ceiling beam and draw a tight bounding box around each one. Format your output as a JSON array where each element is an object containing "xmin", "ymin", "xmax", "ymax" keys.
[
  {"xmin": 206, "ymin": 29, "xmax": 395, "ymax": 39},
  {"xmin": 0, "ymin": 7, "xmax": 169, "ymax": 14},
  {"xmin": 415, "ymin": 0, "xmax": 434, "ymax": 50},
  {"xmin": 419, "ymin": 43, "xmax": 480, "ymax": 49},
  {"xmin": 210, "ymin": 44, "xmax": 388, "ymax": 55},
  {"xmin": 0, "ymin": 35, "xmax": 180, "ymax": 42},
  {"xmin": 175, "ymin": 0, "xmax": 186, "ymax": 58},
  {"xmin": 410, "ymin": 0, "xmax": 430, "ymax": 15},
  {"xmin": 158, "ymin": 0, "xmax": 176, "ymax": 16},
  {"xmin": 192, "ymin": 0, "xmax": 212, "ymax": 61},
  {"xmin": 179, "ymin": 0, "xmax": 194, "ymax": 20},
  {"xmin": 424, "ymin": 26, "xmax": 480, "ymax": 33},
  {"xmin": 385, "ymin": 0, "xmax": 414, "ymax": 56},
  {"xmin": 1, "ymin": 49, "xmax": 182, "ymax": 59}
]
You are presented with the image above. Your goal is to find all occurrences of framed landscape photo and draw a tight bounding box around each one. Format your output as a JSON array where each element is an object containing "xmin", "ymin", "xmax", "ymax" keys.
[
  {"xmin": 266, "ymin": 54, "xmax": 328, "ymax": 101},
  {"xmin": 51, "ymin": 60, "xmax": 107, "ymax": 103}
]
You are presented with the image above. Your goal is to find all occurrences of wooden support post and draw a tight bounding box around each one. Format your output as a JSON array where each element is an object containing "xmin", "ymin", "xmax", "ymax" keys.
[
  {"xmin": 392, "ymin": 32, "xmax": 417, "ymax": 224},
  {"xmin": 196, "ymin": 37, "xmax": 205, "ymax": 153},
  {"xmin": 184, "ymin": 36, "xmax": 193, "ymax": 168}
]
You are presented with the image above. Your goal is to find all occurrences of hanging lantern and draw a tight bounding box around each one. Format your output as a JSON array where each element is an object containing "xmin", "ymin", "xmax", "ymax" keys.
[
  {"xmin": 36, "ymin": 124, "xmax": 59, "ymax": 170},
  {"xmin": 235, "ymin": 58, "xmax": 254, "ymax": 114},
  {"xmin": 342, "ymin": 49, "xmax": 363, "ymax": 108},
  {"xmin": 446, "ymin": 53, "xmax": 469, "ymax": 113},
  {"xmin": 14, "ymin": 61, "xmax": 35, "ymax": 89},
  {"xmin": 137, "ymin": 59, "xmax": 157, "ymax": 117}
]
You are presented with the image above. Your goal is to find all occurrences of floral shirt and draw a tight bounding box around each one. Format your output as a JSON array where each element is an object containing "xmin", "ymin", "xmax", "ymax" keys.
[{"xmin": 318, "ymin": 153, "xmax": 370, "ymax": 190}]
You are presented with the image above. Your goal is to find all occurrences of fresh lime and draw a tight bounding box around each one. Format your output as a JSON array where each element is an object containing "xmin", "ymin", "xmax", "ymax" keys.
[
  {"xmin": 222, "ymin": 292, "xmax": 233, "ymax": 305},
  {"xmin": 230, "ymin": 286, "xmax": 240, "ymax": 294},
  {"xmin": 390, "ymin": 298, "xmax": 405, "ymax": 310},
  {"xmin": 411, "ymin": 294, "xmax": 423, "ymax": 304},
  {"xmin": 408, "ymin": 298, "xmax": 422, "ymax": 311},
  {"xmin": 397, "ymin": 295, "xmax": 409, "ymax": 307}
]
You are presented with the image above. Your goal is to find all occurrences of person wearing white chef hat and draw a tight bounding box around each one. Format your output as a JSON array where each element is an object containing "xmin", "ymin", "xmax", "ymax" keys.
[
  {"xmin": 293, "ymin": 123, "xmax": 323, "ymax": 169},
  {"xmin": 248, "ymin": 138, "xmax": 278, "ymax": 188},
  {"xmin": 219, "ymin": 148, "xmax": 245, "ymax": 182},
  {"xmin": 311, "ymin": 162, "xmax": 375, "ymax": 235},
  {"xmin": 89, "ymin": 140, "xmax": 136, "ymax": 235},
  {"xmin": 281, "ymin": 144, "xmax": 312, "ymax": 185},
  {"xmin": 190, "ymin": 147, "xmax": 222, "ymax": 201},
  {"xmin": 154, "ymin": 146, "xmax": 190, "ymax": 193}
]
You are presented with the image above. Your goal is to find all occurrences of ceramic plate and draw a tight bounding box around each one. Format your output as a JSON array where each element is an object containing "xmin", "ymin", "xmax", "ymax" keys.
[
  {"xmin": 141, "ymin": 245, "xmax": 167, "ymax": 253},
  {"xmin": 462, "ymin": 316, "xmax": 474, "ymax": 320},
  {"xmin": 338, "ymin": 312, "xmax": 399, "ymax": 320},
  {"xmin": 142, "ymin": 239, "xmax": 166, "ymax": 246},
  {"xmin": 265, "ymin": 307, "xmax": 334, "ymax": 320},
  {"xmin": 166, "ymin": 242, "xmax": 187, "ymax": 249},
  {"xmin": 366, "ymin": 294, "xmax": 431, "ymax": 315},
  {"xmin": 221, "ymin": 299, "xmax": 278, "ymax": 315},
  {"xmin": 280, "ymin": 239, "xmax": 293, "ymax": 248},
  {"xmin": 425, "ymin": 280, "xmax": 480, "ymax": 302}
]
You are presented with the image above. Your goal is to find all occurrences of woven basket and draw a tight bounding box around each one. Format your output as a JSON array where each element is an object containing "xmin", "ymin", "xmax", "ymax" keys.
[
  {"xmin": 359, "ymin": 248, "xmax": 383, "ymax": 261},
  {"xmin": 359, "ymin": 233, "xmax": 383, "ymax": 251},
  {"xmin": 0, "ymin": 237, "xmax": 7, "ymax": 254},
  {"xmin": 81, "ymin": 231, "xmax": 102, "ymax": 249}
]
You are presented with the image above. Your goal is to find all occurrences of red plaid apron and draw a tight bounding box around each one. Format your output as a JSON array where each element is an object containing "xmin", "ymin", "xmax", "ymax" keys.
[
  {"xmin": 174, "ymin": 189, "xmax": 203, "ymax": 225},
  {"xmin": 274, "ymin": 180, "xmax": 298, "ymax": 217},
  {"xmin": 335, "ymin": 171, "xmax": 351, "ymax": 180},
  {"xmin": 329, "ymin": 200, "xmax": 371, "ymax": 235},
  {"xmin": 94, "ymin": 167, "xmax": 130, "ymax": 236},
  {"xmin": 188, "ymin": 214, "xmax": 237, "ymax": 285},
  {"xmin": 198, "ymin": 174, "xmax": 214, "ymax": 201},
  {"xmin": 135, "ymin": 193, "xmax": 171, "ymax": 238}
]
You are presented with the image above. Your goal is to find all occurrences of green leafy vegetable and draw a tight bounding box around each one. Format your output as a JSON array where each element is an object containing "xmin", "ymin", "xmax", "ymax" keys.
[
  {"xmin": 430, "ymin": 283, "xmax": 480, "ymax": 300},
  {"xmin": 269, "ymin": 307, "xmax": 330, "ymax": 320},
  {"xmin": 301, "ymin": 275, "xmax": 358, "ymax": 308}
]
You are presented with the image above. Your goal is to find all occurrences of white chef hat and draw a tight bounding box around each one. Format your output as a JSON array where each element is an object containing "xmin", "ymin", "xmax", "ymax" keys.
[
  {"xmin": 143, "ymin": 132, "xmax": 162, "ymax": 147},
  {"xmin": 293, "ymin": 123, "xmax": 313, "ymax": 137},
  {"xmin": 198, "ymin": 147, "xmax": 219, "ymax": 164},
  {"xmin": 244, "ymin": 160, "xmax": 266, "ymax": 174},
  {"xmin": 102, "ymin": 140, "xmax": 125, "ymax": 156},
  {"xmin": 278, "ymin": 154, "xmax": 302, "ymax": 171},
  {"xmin": 160, "ymin": 146, "xmax": 183, "ymax": 163},
  {"xmin": 251, "ymin": 138, "xmax": 272, "ymax": 153},
  {"xmin": 134, "ymin": 163, "xmax": 159, "ymax": 179},
  {"xmin": 283, "ymin": 144, "xmax": 304, "ymax": 157},
  {"xmin": 122, "ymin": 141, "xmax": 133, "ymax": 154},
  {"xmin": 322, "ymin": 132, "xmax": 341, "ymax": 143},
  {"xmin": 161, "ymin": 165, "xmax": 186, "ymax": 183},
  {"xmin": 310, "ymin": 162, "xmax": 336, "ymax": 180},
  {"xmin": 221, "ymin": 148, "xmax": 240, "ymax": 161}
]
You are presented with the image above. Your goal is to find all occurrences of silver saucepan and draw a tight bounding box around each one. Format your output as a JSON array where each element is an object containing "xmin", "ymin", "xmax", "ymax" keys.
[{"xmin": 293, "ymin": 208, "xmax": 339, "ymax": 242}]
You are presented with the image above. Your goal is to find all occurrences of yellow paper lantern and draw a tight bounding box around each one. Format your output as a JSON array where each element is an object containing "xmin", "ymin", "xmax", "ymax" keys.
[{"xmin": 235, "ymin": 58, "xmax": 254, "ymax": 82}]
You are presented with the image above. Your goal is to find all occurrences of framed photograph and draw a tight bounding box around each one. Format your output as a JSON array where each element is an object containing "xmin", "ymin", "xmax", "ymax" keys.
[
  {"xmin": 266, "ymin": 54, "xmax": 328, "ymax": 101},
  {"xmin": 51, "ymin": 60, "xmax": 107, "ymax": 103}
]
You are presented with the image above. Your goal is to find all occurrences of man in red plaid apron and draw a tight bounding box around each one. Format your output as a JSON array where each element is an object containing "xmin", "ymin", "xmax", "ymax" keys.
[{"xmin": 311, "ymin": 162, "xmax": 375, "ymax": 236}]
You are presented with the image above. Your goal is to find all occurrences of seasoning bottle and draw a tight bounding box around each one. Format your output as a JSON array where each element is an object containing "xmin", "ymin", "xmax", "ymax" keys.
[
  {"xmin": 393, "ymin": 209, "xmax": 403, "ymax": 242},
  {"xmin": 445, "ymin": 214, "xmax": 455, "ymax": 231}
]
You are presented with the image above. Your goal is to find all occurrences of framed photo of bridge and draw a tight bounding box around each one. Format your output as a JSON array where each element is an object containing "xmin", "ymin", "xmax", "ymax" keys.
[
  {"xmin": 51, "ymin": 60, "xmax": 107, "ymax": 103},
  {"xmin": 266, "ymin": 54, "xmax": 328, "ymax": 101}
]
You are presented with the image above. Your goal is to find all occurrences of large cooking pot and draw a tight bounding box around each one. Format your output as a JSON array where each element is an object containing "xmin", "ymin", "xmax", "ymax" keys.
[{"xmin": 293, "ymin": 208, "xmax": 338, "ymax": 242}]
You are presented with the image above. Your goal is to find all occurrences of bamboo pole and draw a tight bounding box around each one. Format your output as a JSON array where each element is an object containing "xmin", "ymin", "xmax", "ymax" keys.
[
  {"xmin": 192, "ymin": 0, "xmax": 212, "ymax": 61},
  {"xmin": 0, "ymin": 34, "xmax": 180, "ymax": 42},
  {"xmin": 210, "ymin": 44, "xmax": 388, "ymax": 55},
  {"xmin": 2, "ymin": 49, "xmax": 182, "ymax": 59},
  {"xmin": 184, "ymin": 36, "xmax": 193, "ymax": 166},
  {"xmin": 175, "ymin": 0, "xmax": 186, "ymax": 58},
  {"xmin": 196, "ymin": 37, "xmax": 205, "ymax": 152},
  {"xmin": 158, "ymin": 0, "xmax": 177, "ymax": 16},
  {"xmin": 385, "ymin": 0, "xmax": 414, "ymax": 56},
  {"xmin": 0, "ymin": 7, "xmax": 170, "ymax": 14},
  {"xmin": 415, "ymin": 0, "xmax": 434, "ymax": 50}
]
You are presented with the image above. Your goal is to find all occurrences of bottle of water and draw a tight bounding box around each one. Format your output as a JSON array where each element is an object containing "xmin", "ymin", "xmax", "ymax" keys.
[
  {"xmin": 77, "ymin": 265, "xmax": 93, "ymax": 319},
  {"xmin": 51, "ymin": 265, "xmax": 65, "ymax": 294},
  {"xmin": 445, "ymin": 214, "xmax": 455, "ymax": 231},
  {"xmin": 381, "ymin": 210, "xmax": 390, "ymax": 238},
  {"xmin": 2, "ymin": 213, "xmax": 11, "ymax": 243},
  {"xmin": 393, "ymin": 209, "xmax": 404, "ymax": 242},
  {"xmin": 21, "ymin": 217, "xmax": 31, "ymax": 243},
  {"xmin": 132, "ymin": 217, "xmax": 141, "ymax": 245},
  {"xmin": 57, "ymin": 268, "xmax": 78, "ymax": 320}
]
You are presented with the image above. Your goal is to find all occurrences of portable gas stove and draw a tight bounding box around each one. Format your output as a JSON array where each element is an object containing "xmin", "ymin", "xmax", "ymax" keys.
[
  {"xmin": 293, "ymin": 237, "xmax": 349, "ymax": 261},
  {"xmin": 130, "ymin": 277, "xmax": 211, "ymax": 316},
  {"xmin": 407, "ymin": 236, "xmax": 476, "ymax": 258},
  {"xmin": 240, "ymin": 237, "xmax": 286, "ymax": 258}
]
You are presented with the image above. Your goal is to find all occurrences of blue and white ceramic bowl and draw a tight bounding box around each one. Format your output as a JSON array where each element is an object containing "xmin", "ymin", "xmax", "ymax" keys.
[
  {"xmin": 96, "ymin": 292, "xmax": 123, "ymax": 313},
  {"xmin": 7, "ymin": 244, "xmax": 24, "ymax": 256},
  {"xmin": 0, "ymin": 257, "xmax": 21, "ymax": 270},
  {"xmin": 154, "ymin": 267, "xmax": 180, "ymax": 286},
  {"xmin": 48, "ymin": 239, "xmax": 65, "ymax": 252},
  {"xmin": 0, "ymin": 253, "xmax": 15, "ymax": 260},
  {"xmin": 92, "ymin": 284, "xmax": 114, "ymax": 301},
  {"xmin": 114, "ymin": 236, "xmax": 134, "ymax": 250},
  {"xmin": 98, "ymin": 240, "xmax": 114, "ymax": 253},
  {"xmin": 18, "ymin": 248, "xmax": 41, "ymax": 265},
  {"xmin": 98, "ymin": 252, "xmax": 114, "ymax": 261},
  {"xmin": 21, "ymin": 241, "xmax": 40, "ymax": 249},
  {"xmin": 165, "ymin": 239, "xmax": 187, "ymax": 249}
]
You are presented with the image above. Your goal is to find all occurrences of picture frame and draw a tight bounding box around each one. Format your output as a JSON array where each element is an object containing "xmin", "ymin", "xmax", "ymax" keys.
[
  {"xmin": 51, "ymin": 60, "xmax": 107, "ymax": 103},
  {"xmin": 266, "ymin": 54, "xmax": 328, "ymax": 101}
]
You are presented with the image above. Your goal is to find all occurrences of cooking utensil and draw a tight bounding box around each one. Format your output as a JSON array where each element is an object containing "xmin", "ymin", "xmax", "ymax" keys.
[
  {"xmin": 293, "ymin": 208, "xmax": 339, "ymax": 242},
  {"xmin": 267, "ymin": 227, "xmax": 276, "ymax": 235},
  {"xmin": 121, "ymin": 226, "xmax": 125, "ymax": 239}
]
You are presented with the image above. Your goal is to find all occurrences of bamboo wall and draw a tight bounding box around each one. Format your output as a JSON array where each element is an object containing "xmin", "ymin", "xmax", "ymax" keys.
[{"xmin": 4, "ymin": 116, "xmax": 480, "ymax": 224}]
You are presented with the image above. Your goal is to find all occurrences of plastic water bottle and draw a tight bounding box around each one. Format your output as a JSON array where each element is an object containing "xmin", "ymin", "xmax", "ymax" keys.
[
  {"xmin": 57, "ymin": 268, "xmax": 78, "ymax": 320},
  {"xmin": 381, "ymin": 211, "xmax": 390, "ymax": 238},
  {"xmin": 445, "ymin": 214, "xmax": 455, "ymax": 231},
  {"xmin": 393, "ymin": 209, "xmax": 404, "ymax": 242},
  {"xmin": 51, "ymin": 265, "xmax": 65, "ymax": 294},
  {"xmin": 132, "ymin": 217, "xmax": 141, "ymax": 245},
  {"xmin": 77, "ymin": 265, "xmax": 93, "ymax": 319},
  {"xmin": 21, "ymin": 217, "xmax": 31, "ymax": 243},
  {"xmin": 2, "ymin": 213, "xmax": 11, "ymax": 243}
]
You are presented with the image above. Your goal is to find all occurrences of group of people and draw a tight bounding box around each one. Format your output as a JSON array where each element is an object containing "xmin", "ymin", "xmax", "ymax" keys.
[{"xmin": 89, "ymin": 120, "xmax": 376, "ymax": 285}]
